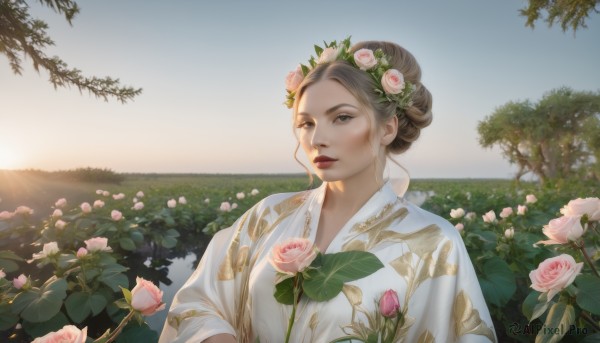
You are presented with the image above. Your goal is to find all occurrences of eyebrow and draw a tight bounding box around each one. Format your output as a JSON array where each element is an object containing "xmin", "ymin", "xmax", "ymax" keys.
[{"xmin": 297, "ymin": 103, "xmax": 359, "ymax": 117}]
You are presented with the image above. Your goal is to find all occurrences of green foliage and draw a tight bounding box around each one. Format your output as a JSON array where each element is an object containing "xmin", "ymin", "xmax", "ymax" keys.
[
  {"xmin": 477, "ymin": 87, "xmax": 600, "ymax": 183},
  {"xmin": 0, "ymin": 0, "xmax": 142, "ymax": 102},
  {"xmin": 520, "ymin": 0, "xmax": 599, "ymax": 32}
]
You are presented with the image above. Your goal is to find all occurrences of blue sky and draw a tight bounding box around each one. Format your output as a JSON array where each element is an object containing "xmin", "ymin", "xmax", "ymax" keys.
[{"xmin": 1, "ymin": 1, "xmax": 598, "ymax": 178}]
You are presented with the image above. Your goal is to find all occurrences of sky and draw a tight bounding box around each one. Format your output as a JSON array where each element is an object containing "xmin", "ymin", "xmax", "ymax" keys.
[{"xmin": 1, "ymin": 1, "xmax": 599, "ymax": 178}]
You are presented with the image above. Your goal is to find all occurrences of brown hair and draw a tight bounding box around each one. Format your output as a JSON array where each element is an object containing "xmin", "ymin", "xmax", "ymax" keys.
[{"xmin": 293, "ymin": 40, "xmax": 433, "ymax": 154}]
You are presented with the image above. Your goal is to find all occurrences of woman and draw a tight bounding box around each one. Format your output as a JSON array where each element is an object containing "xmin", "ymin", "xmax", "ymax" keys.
[{"xmin": 159, "ymin": 38, "xmax": 496, "ymax": 342}]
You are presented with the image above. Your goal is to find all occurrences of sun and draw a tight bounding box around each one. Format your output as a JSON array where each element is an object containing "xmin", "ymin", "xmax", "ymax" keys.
[{"xmin": 0, "ymin": 146, "xmax": 18, "ymax": 169}]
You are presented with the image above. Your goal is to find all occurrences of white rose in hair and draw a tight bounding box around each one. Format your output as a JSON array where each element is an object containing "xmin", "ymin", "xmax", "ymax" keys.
[{"xmin": 317, "ymin": 47, "xmax": 339, "ymax": 64}]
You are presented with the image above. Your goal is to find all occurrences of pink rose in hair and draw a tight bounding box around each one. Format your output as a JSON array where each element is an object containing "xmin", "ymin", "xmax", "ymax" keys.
[
  {"xmin": 353, "ymin": 49, "xmax": 377, "ymax": 70},
  {"xmin": 529, "ymin": 254, "xmax": 583, "ymax": 302},
  {"xmin": 560, "ymin": 197, "xmax": 600, "ymax": 221},
  {"xmin": 130, "ymin": 277, "xmax": 165, "ymax": 316},
  {"xmin": 270, "ymin": 238, "xmax": 318, "ymax": 275},
  {"xmin": 381, "ymin": 69, "xmax": 405, "ymax": 95},
  {"xmin": 31, "ymin": 325, "xmax": 87, "ymax": 343},
  {"xmin": 285, "ymin": 65, "xmax": 304, "ymax": 92},
  {"xmin": 379, "ymin": 289, "xmax": 400, "ymax": 318},
  {"xmin": 537, "ymin": 216, "xmax": 584, "ymax": 245}
]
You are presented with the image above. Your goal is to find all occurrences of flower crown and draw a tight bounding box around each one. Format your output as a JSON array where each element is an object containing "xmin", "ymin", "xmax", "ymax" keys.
[{"xmin": 284, "ymin": 37, "xmax": 415, "ymax": 115}]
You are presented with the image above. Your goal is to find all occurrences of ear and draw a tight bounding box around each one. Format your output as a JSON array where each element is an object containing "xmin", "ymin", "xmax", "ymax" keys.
[{"xmin": 380, "ymin": 115, "xmax": 398, "ymax": 146}]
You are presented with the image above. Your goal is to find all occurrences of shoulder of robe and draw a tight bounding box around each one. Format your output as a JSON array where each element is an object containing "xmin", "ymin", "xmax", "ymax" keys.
[{"xmin": 402, "ymin": 202, "xmax": 463, "ymax": 243}]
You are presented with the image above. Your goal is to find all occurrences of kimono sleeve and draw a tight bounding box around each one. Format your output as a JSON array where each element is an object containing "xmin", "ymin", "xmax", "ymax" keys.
[{"xmin": 158, "ymin": 226, "xmax": 239, "ymax": 343}]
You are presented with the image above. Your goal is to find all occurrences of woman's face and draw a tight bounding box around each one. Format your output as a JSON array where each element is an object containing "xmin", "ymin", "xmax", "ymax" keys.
[{"xmin": 296, "ymin": 79, "xmax": 386, "ymax": 184}]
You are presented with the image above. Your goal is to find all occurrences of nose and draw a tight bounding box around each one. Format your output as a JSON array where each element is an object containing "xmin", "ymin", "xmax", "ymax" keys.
[{"xmin": 310, "ymin": 122, "xmax": 329, "ymax": 149}]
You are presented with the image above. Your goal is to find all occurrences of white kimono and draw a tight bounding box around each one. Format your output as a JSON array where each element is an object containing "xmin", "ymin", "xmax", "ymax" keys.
[{"xmin": 159, "ymin": 181, "xmax": 497, "ymax": 342}]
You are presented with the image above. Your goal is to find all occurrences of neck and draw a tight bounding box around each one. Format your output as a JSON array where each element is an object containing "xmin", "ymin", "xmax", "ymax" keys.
[{"xmin": 322, "ymin": 172, "xmax": 385, "ymax": 214}]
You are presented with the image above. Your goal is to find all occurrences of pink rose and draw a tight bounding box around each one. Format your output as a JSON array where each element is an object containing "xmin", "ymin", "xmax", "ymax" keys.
[
  {"xmin": 31, "ymin": 242, "xmax": 60, "ymax": 260},
  {"xmin": 130, "ymin": 277, "xmax": 165, "ymax": 316},
  {"xmin": 167, "ymin": 199, "xmax": 176, "ymax": 208},
  {"xmin": 231, "ymin": 203, "xmax": 238, "ymax": 210},
  {"xmin": 204, "ymin": 198, "xmax": 210, "ymax": 203},
  {"xmin": 505, "ymin": 228, "xmax": 515, "ymax": 239},
  {"xmin": 80, "ymin": 202, "xmax": 92, "ymax": 214},
  {"xmin": 13, "ymin": 274, "xmax": 27, "ymax": 289},
  {"xmin": 482, "ymin": 210, "xmax": 497, "ymax": 223},
  {"xmin": 560, "ymin": 197, "xmax": 600, "ymax": 221},
  {"xmin": 133, "ymin": 202, "xmax": 144, "ymax": 211},
  {"xmin": 317, "ymin": 47, "xmax": 339, "ymax": 64},
  {"xmin": 76, "ymin": 247, "xmax": 88, "ymax": 258},
  {"xmin": 285, "ymin": 65, "xmax": 304, "ymax": 92},
  {"xmin": 379, "ymin": 289, "xmax": 400, "ymax": 318},
  {"xmin": 529, "ymin": 254, "xmax": 583, "ymax": 302},
  {"xmin": 31, "ymin": 325, "xmax": 87, "ymax": 343},
  {"xmin": 517, "ymin": 205, "xmax": 527, "ymax": 216},
  {"xmin": 251, "ymin": 189, "xmax": 259, "ymax": 196},
  {"xmin": 219, "ymin": 201, "xmax": 231, "ymax": 212},
  {"xmin": 454, "ymin": 223, "xmax": 464, "ymax": 232},
  {"xmin": 93, "ymin": 200, "xmax": 105, "ymax": 208},
  {"xmin": 450, "ymin": 208, "xmax": 465, "ymax": 219},
  {"xmin": 465, "ymin": 212, "xmax": 476, "ymax": 221},
  {"xmin": 353, "ymin": 48, "xmax": 377, "ymax": 70},
  {"xmin": 537, "ymin": 216, "xmax": 584, "ymax": 245},
  {"xmin": 96, "ymin": 189, "xmax": 103, "ymax": 195},
  {"xmin": 55, "ymin": 220, "xmax": 67, "ymax": 230},
  {"xmin": 136, "ymin": 191, "xmax": 145, "ymax": 198},
  {"xmin": 0, "ymin": 269, "xmax": 5, "ymax": 279},
  {"xmin": 381, "ymin": 69, "xmax": 405, "ymax": 95},
  {"xmin": 15, "ymin": 206, "xmax": 34, "ymax": 215},
  {"xmin": 269, "ymin": 238, "xmax": 318, "ymax": 275},
  {"xmin": 111, "ymin": 210, "xmax": 123, "ymax": 221},
  {"xmin": 526, "ymin": 194, "xmax": 537, "ymax": 204},
  {"xmin": 55, "ymin": 198, "xmax": 67, "ymax": 208},
  {"xmin": 112, "ymin": 193, "xmax": 125, "ymax": 200},
  {"xmin": 84, "ymin": 237, "xmax": 112, "ymax": 252},
  {"xmin": 236, "ymin": 192, "xmax": 245, "ymax": 200},
  {"xmin": 102, "ymin": 191, "xmax": 110, "ymax": 197},
  {"xmin": 52, "ymin": 209, "xmax": 63, "ymax": 218},
  {"xmin": 499, "ymin": 207, "xmax": 513, "ymax": 219},
  {"xmin": 178, "ymin": 196, "xmax": 187, "ymax": 204},
  {"xmin": 0, "ymin": 211, "xmax": 14, "ymax": 220}
]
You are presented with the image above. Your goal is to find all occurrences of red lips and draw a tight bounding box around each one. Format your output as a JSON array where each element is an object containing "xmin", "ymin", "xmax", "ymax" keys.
[{"xmin": 313, "ymin": 155, "xmax": 337, "ymax": 163}]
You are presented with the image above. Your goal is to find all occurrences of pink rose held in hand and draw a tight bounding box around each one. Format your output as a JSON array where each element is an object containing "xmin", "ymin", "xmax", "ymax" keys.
[
  {"xmin": 379, "ymin": 289, "xmax": 400, "ymax": 318},
  {"xmin": 270, "ymin": 238, "xmax": 318, "ymax": 275},
  {"xmin": 529, "ymin": 254, "xmax": 583, "ymax": 302},
  {"xmin": 130, "ymin": 277, "xmax": 165, "ymax": 316},
  {"xmin": 381, "ymin": 69, "xmax": 405, "ymax": 94}
]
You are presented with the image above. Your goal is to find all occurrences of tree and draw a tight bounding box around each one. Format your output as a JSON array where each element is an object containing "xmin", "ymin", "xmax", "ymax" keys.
[
  {"xmin": 0, "ymin": 0, "xmax": 141, "ymax": 103},
  {"xmin": 478, "ymin": 87, "xmax": 600, "ymax": 183},
  {"xmin": 520, "ymin": 0, "xmax": 600, "ymax": 33}
]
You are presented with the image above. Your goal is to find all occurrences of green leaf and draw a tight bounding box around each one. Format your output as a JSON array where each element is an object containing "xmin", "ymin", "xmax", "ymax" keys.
[
  {"xmin": 314, "ymin": 45, "xmax": 323, "ymax": 56},
  {"xmin": 119, "ymin": 237, "xmax": 136, "ymax": 251},
  {"xmin": 0, "ymin": 259, "xmax": 19, "ymax": 273},
  {"xmin": 115, "ymin": 322, "xmax": 158, "ymax": 343},
  {"xmin": 11, "ymin": 277, "xmax": 67, "ymax": 323},
  {"xmin": 161, "ymin": 236, "xmax": 177, "ymax": 248},
  {"xmin": 121, "ymin": 286, "xmax": 133, "ymax": 304},
  {"xmin": 165, "ymin": 229, "xmax": 180, "ymax": 237},
  {"xmin": 65, "ymin": 292, "xmax": 108, "ymax": 323},
  {"xmin": 130, "ymin": 230, "xmax": 144, "ymax": 243},
  {"xmin": 477, "ymin": 257, "xmax": 516, "ymax": 307},
  {"xmin": 22, "ymin": 312, "xmax": 69, "ymax": 339},
  {"xmin": 0, "ymin": 303, "xmax": 19, "ymax": 331},
  {"xmin": 300, "ymin": 64, "xmax": 310, "ymax": 76},
  {"xmin": 303, "ymin": 251, "xmax": 384, "ymax": 302},
  {"xmin": 99, "ymin": 266, "xmax": 129, "ymax": 292},
  {"xmin": 273, "ymin": 277, "xmax": 295, "ymax": 305},
  {"xmin": 536, "ymin": 302, "xmax": 574, "ymax": 343},
  {"xmin": 522, "ymin": 290, "xmax": 550, "ymax": 322},
  {"xmin": 575, "ymin": 274, "xmax": 600, "ymax": 315}
]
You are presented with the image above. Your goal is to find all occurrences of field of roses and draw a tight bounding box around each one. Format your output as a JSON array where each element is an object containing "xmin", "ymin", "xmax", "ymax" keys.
[{"xmin": 0, "ymin": 171, "xmax": 598, "ymax": 342}]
